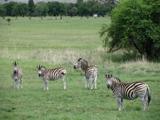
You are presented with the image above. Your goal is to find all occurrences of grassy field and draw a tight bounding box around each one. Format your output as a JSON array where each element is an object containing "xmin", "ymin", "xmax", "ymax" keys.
[{"xmin": 0, "ymin": 16, "xmax": 160, "ymax": 120}]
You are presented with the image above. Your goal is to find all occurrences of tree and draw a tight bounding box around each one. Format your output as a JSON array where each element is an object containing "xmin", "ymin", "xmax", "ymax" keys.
[
  {"xmin": 77, "ymin": 2, "xmax": 91, "ymax": 16},
  {"xmin": 77, "ymin": 0, "xmax": 83, "ymax": 4},
  {"xmin": 68, "ymin": 6, "xmax": 78, "ymax": 16},
  {"xmin": 18, "ymin": 3, "xmax": 28, "ymax": 17},
  {"xmin": 2, "ymin": 2, "xmax": 28, "ymax": 17},
  {"xmin": 0, "ymin": 4, "xmax": 6, "ymax": 18},
  {"xmin": 100, "ymin": 0, "xmax": 160, "ymax": 60},
  {"xmin": 28, "ymin": 0, "xmax": 35, "ymax": 16},
  {"xmin": 4, "ymin": 2, "xmax": 17, "ymax": 16},
  {"xmin": 12, "ymin": 3, "xmax": 19, "ymax": 17},
  {"xmin": 35, "ymin": 2, "xmax": 48, "ymax": 18},
  {"xmin": 47, "ymin": 2, "xmax": 66, "ymax": 17}
]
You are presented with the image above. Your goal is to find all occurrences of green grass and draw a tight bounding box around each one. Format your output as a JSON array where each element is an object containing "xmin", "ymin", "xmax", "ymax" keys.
[
  {"xmin": 0, "ymin": 17, "xmax": 106, "ymax": 49},
  {"xmin": 0, "ymin": 17, "xmax": 160, "ymax": 120}
]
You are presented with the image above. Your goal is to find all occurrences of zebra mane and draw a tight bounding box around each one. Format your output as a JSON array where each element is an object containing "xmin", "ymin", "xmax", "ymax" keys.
[
  {"xmin": 78, "ymin": 58, "xmax": 88, "ymax": 65},
  {"xmin": 114, "ymin": 77, "xmax": 121, "ymax": 82},
  {"xmin": 38, "ymin": 65, "xmax": 46, "ymax": 69},
  {"xmin": 78, "ymin": 58, "xmax": 82, "ymax": 61},
  {"xmin": 78, "ymin": 58, "xmax": 89, "ymax": 70},
  {"xmin": 105, "ymin": 74, "xmax": 121, "ymax": 82}
]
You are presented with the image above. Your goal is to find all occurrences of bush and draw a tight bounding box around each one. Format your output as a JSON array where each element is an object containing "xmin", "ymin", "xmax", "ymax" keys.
[{"xmin": 100, "ymin": 0, "xmax": 160, "ymax": 60}]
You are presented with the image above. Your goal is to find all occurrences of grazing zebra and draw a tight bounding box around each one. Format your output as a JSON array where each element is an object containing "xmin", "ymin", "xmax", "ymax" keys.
[
  {"xmin": 12, "ymin": 61, "xmax": 23, "ymax": 89},
  {"xmin": 37, "ymin": 65, "xmax": 67, "ymax": 90},
  {"xmin": 73, "ymin": 58, "xmax": 98, "ymax": 89},
  {"xmin": 105, "ymin": 74, "xmax": 151, "ymax": 111}
]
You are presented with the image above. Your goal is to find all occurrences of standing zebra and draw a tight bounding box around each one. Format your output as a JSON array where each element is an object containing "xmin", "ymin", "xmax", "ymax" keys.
[
  {"xmin": 12, "ymin": 61, "xmax": 23, "ymax": 89},
  {"xmin": 105, "ymin": 74, "xmax": 151, "ymax": 111},
  {"xmin": 37, "ymin": 65, "xmax": 67, "ymax": 90},
  {"xmin": 73, "ymin": 58, "xmax": 98, "ymax": 89}
]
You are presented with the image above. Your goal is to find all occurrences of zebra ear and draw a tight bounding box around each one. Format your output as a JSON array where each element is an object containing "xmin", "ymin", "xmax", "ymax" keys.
[
  {"xmin": 41, "ymin": 65, "xmax": 46, "ymax": 69},
  {"xmin": 110, "ymin": 74, "xmax": 112, "ymax": 77},
  {"xmin": 37, "ymin": 65, "xmax": 41, "ymax": 69},
  {"xmin": 13, "ymin": 61, "xmax": 17, "ymax": 66},
  {"xmin": 105, "ymin": 74, "xmax": 112, "ymax": 78},
  {"xmin": 105, "ymin": 74, "xmax": 109, "ymax": 78},
  {"xmin": 78, "ymin": 58, "xmax": 82, "ymax": 61}
]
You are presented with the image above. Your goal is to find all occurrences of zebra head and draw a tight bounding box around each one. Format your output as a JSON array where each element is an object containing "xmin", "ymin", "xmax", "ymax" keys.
[
  {"xmin": 73, "ymin": 58, "xmax": 88, "ymax": 71},
  {"xmin": 105, "ymin": 74, "xmax": 113, "ymax": 89},
  {"xmin": 105, "ymin": 74, "xmax": 121, "ymax": 89},
  {"xmin": 37, "ymin": 65, "xmax": 46, "ymax": 77}
]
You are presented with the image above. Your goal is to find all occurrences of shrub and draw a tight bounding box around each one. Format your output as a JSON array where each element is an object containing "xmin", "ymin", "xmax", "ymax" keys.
[{"xmin": 100, "ymin": 0, "xmax": 160, "ymax": 60}]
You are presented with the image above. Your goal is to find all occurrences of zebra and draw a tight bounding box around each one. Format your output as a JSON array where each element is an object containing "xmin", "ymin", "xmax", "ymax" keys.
[
  {"xmin": 73, "ymin": 58, "xmax": 98, "ymax": 89},
  {"xmin": 12, "ymin": 61, "xmax": 23, "ymax": 89},
  {"xmin": 105, "ymin": 74, "xmax": 151, "ymax": 111},
  {"xmin": 37, "ymin": 65, "xmax": 67, "ymax": 90}
]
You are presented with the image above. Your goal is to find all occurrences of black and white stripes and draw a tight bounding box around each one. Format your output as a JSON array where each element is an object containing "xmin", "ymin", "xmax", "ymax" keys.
[
  {"xmin": 74, "ymin": 58, "xmax": 98, "ymax": 89},
  {"xmin": 37, "ymin": 65, "xmax": 67, "ymax": 90},
  {"xmin": 10, "ymin": 60, "xmax": 152, "ymax": 111},
  {"xmin": 12, "ymin": 61, "xmax": 23, "ymax": 89},
  {"xmin": 105, "ymin": 74, "xmax": 151, "ymax": 111}
]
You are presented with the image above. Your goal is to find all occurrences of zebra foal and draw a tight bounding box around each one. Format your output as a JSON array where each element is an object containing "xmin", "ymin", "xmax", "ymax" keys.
[
  {"xmin": 12, "ymin": 61, "xmax": 23, "ymax": 89},
  {"xmin": 105, "ymin": 74, "xmax": 151, "ymax": 111},
  {"xmin": 37, "ymin": 65, "xmax": 67, "ymax": 90},
  {"xmin": 74, "ymin": 58, "xmax": 98, "ymax": 89}
]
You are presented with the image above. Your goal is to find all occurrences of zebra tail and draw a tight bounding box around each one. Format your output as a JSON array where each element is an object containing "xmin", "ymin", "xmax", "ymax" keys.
[{"xmin": 147, "ymin": 87, "xmax": 151, "ymax": 105}]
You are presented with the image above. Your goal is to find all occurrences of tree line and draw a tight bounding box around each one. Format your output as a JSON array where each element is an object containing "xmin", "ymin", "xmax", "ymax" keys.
[{"xmin": 0, "ymin": 0, "xmax": 115, "ymax": 17}]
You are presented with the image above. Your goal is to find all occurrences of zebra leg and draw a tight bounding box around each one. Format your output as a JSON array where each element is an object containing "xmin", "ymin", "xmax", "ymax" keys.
[
  {"xmin": 43, "ymin": 80, "xmax": 48, "ymax": 90},
  {"xmin": 13, "ymin": 80, "xmax": 16, "ymax": 88},
  {"xmin": 94, "ymin": 75, "xmax": 97, "ymax": 89},
  {"xmin": 117, "ymin": 97, "xmax": 123, "ymax": 111},
  {"xmin": 84, "ymin": 76, "xmax": 88, "ymax": 89},
  {"xmin": 121, "ymin": 98, "xmax": 124, "ymax": 110},
  {"xmin": 15, "ymin": 80, "xmax": 20, "ymax": 89},
  {"xmin": 141, "ymin": 94, "xmax": 148, "ymax": 111},
  {"xmin": 89, "ymin": 78, "xmax": 94, "ymax": 90},
  {"xmin": 84, "ymin": 77, "xmax": 90, "ymax": 89},
  {"xmin": 20, "ymin": 79, "xmax": 23, "ymax": 88},
  {"xmin": 141, "ymin": 97, "xmax": 147, "ymax": 111},
  {"xmin": 62, "ymin": 76, "xmax": 67, "ymax": 90},
  {"xmin": 87, "ymin": 79, "xmax": 90, "ymax": 89}
]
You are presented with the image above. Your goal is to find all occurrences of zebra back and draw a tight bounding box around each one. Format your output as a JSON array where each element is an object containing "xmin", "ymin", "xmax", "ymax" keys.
[
  {"xmin": 77, "ymin": 58, "xmax": 89, "ymax": 72},
  {"xmin": 85, "ymin": 65, "xmax": 97, "ymax": 77}
]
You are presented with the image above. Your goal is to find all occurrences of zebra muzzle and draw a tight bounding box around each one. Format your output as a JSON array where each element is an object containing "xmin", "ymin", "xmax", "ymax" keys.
[
  {"xmin": 107, "ymin": 85, "xmax": 110, "ymax": 89},
  {"xmin": 73, "ymin": 65, "xmax": 77, "ymax": 69}
]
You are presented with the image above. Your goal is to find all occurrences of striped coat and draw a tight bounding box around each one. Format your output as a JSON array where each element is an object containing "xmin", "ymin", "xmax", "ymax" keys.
[
  {"xmin": 12, "ymin": 61, "xmax": 22, "ymax": 89},
  {"xmin": 37, "ymin": 65, "xmax": 67, "ymax": 90},
  {"xmin": 105, "ymin": 74, "xmax": 151, "ymax": 111},
  {"xmin": 74, "ymin": 58, "xmax": 98, "ymax": 89}
]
